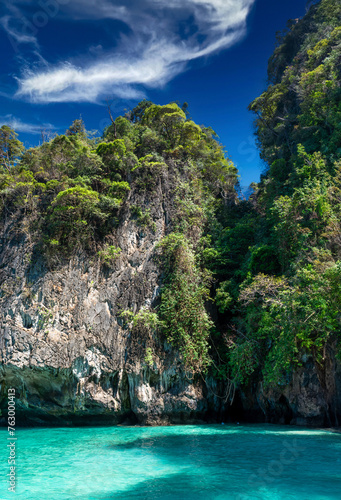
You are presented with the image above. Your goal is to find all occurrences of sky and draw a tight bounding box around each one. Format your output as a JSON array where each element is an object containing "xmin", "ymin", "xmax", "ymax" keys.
[{"xmin": 0, "ymin": 0, "xmax": 309, "ymax": 187}]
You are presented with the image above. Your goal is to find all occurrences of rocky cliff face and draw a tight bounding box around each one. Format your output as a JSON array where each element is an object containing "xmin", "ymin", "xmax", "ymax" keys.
[
  {"xmin": 237, "ymin": 351, "xmax": 341, "ymax": 427},
  {"xmin": 0, "ymin": 160, "xmax": 340, "ymax": 428},
  {"xmin": 0, "ymin": 161, "xmax": 226, "ymax": 426}
]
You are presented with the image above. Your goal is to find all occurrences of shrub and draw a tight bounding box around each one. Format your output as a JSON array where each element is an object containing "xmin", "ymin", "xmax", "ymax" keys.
[{"xmin": 97, "ymin": 244, "xmax": 121, "ymax": 265}]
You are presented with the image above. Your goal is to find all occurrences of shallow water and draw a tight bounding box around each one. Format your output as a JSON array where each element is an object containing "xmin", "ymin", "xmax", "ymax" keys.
[{"xmin": 0, "ymin": 424, "xmax": 340, "ymax": 499}]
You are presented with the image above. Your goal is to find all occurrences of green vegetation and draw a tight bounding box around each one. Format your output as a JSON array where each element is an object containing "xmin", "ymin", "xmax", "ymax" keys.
[
  {"xmin": 130, "ymin": 205, "xmax": 156, "ymax": 231},
  {"xmin": 144, "ymin": 347, "xmax": 154, "ymax": 368},
  {"xmin": 157, "ymin": 233, "xmax": 213, "ymax": 372},
  {"xmin": 0, "ymin": 104, "xmax": 236, "ymax": 374},
  {"xmin": 0, "ymin": 125, "xmax": 25, "ymax": 171},
  {"xmin": 2, "ymin": 0, "xmax": 340, "ymax": 388},
  {"xmin": 217, "ymin": 0, "xmax": 341, "ymax": 389},
  {"xmin": 97, "ymin": 244, "xmax": 122, "ymax": 265}
]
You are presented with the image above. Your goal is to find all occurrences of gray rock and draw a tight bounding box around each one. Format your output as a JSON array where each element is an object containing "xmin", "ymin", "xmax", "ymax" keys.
[{"xmin": 0, "ymin": 166, "xmax": 223, "ymax": 426}]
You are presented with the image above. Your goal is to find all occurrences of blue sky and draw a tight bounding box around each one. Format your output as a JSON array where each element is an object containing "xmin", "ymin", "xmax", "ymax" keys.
[{"xmin": 0, "ymin": 0, "xmax": 308, "ymax": 186}]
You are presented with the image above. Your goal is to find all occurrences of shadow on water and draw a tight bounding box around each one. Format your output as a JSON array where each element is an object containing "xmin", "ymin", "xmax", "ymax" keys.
[
  {"xmin": 89, "ymin": 472, "xmax": 229, "ymax": 500},
  {"xmin": 2, "ymin": 426, "xmax": 340, "ymax": 500},
  {"xmin": 97, "ymin": 428, "xmax": 341, "ymax": 500}
]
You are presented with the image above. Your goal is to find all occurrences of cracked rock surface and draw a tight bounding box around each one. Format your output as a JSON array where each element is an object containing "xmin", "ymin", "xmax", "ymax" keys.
[{"xmin": 0, "ymin": 170, "xmax": 223, "ymax": 426}]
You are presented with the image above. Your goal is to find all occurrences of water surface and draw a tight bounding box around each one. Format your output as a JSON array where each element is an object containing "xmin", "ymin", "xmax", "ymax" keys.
[{"xmin": 0, "ymin": 424, "xmax": 340, "ymax": 499}]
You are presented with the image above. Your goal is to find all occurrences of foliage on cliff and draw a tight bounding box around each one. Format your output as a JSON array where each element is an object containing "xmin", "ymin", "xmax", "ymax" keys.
[
  {"xmin": 2, "ymin": 0, "xmax": 340, "ymax": 385},
  {"xmin": 215, "ymin": 0, "xmax": 341, "ymax": 389},
  {"xmin": 0, "ymin": 102, "xmax": 237, "ymax": 374}
]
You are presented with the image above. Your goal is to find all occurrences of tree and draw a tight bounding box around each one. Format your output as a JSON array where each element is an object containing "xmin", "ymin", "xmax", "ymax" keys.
[
  {"xmin": 66, "ymin": 119, "xmax": 86, "ymax": 137},
  {"xmin": 0, "ymin": 126, "xmax": 25, "ymax": 171},
  {"xmin": 48, "ymin": 186, "xmax": 104, "ymax": 250},
  {"xmin": 142, "ymin": 103, "xmax": 186, "ymax": 147},
  {"xmin": 127, "ymin": 99, "xmax": 153, "ymax": 123}
]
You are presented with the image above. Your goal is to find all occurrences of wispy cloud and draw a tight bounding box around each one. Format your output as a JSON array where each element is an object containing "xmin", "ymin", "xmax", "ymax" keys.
[
  {"xmin": 0, "ymin": 115, "xmax": 55, "ymax": 134},
  {"xmin": 2, "ymin": 0, "xmax": 256, "ymax": 103},
  {"xmin": 0, "ymin": 0, "xmax": 43, "ymax": 50}
]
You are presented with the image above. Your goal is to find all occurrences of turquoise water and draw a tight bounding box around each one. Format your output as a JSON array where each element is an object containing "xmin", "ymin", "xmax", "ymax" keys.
[{"xmin": 0, "ymin": 425, "xmax": 340, "ymax": 499}]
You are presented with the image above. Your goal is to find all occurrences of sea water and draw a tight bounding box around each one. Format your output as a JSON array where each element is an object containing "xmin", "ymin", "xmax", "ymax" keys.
[{"xmin": 0, "ymin": 424, "xmax": 340, "ymax": 499}]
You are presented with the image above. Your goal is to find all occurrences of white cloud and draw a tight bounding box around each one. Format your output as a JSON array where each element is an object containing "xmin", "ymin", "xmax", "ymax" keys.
[
  {"xmin": 0, "ymin": 115, "xmax": 55, "ymax": 134},
  {"xmin": 0, "ymin": 14, "xmax": 38, "ymax": 47},
  {"xmin": 2, "ymin": 0, "xmax": 256, "ymax": 103}
]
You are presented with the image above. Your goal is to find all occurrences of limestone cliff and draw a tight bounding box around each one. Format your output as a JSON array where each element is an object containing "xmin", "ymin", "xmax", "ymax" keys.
[
  {"xmin": 0, "ymin": 97, "xmax": 341, "ymax": 428},
  {"xmin": 237, "ymin": 351, "xmax": 341, "ymax": 427},
  {"xmin": 1, "ymin": 162, "xmax": 340, "ymax": 426},
  {"xmin": 0, "ymin": 159, "xmax": 224, "ymax": 426}
]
